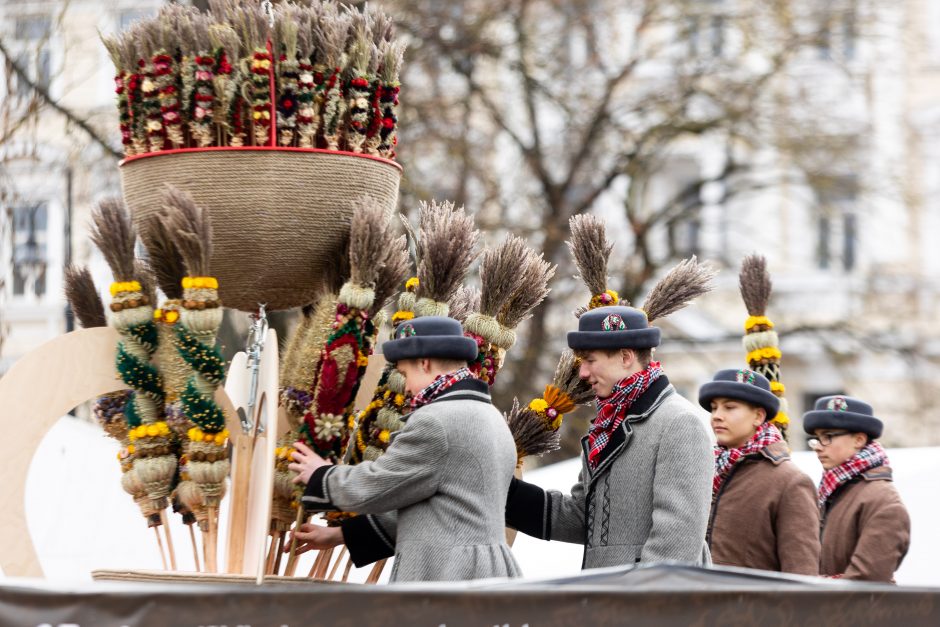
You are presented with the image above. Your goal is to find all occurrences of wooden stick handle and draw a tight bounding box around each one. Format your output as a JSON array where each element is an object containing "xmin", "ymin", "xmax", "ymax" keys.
[
  {"xmin": 328, "ymin": 546, "xmax": 347, "ymax": 581},
  {"xmin": 264, "ymin": 531, "xmax": 280, "ymax": 575},
  {"xmin": 153, "ymin": 526, "xmax": 168, "ymax": 571},
  {"xmin": 366, "ymin": 558, "xmax": 386, "ymax": 584},
  {"xmin": 273, "ymin": 531, "xmax": 286, "ymax": 575},
  {"xmin": 283, "ymin": 507, "xmax": 306, "ymax": 576},
  {"xmin": 341, "ymin": 554, "xmax": 354, "ymax": 582},
  {"xmin": 188, "ymin": 524, "xmax": 202, "ymax": 573},
  {"xmin": 159, "ymin": 510, "xmax": 178, "ymax": 571},
  {"xmin": 306, "ymin": 549, "xmax": 325, "ymax": 578},
  {"xmin": 206, "ymin": 506, "xmax": 218, "ymax": 573}
]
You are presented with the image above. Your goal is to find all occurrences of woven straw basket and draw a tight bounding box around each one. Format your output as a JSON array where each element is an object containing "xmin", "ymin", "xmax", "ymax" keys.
[{"xmin": 120, "ymin": 148, "xmax": 402, "ymax": 312}]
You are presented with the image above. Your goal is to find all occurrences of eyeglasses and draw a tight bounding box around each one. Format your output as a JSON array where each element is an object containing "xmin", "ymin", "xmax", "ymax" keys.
[{"xmin": 807, "ymin": 432, "xmax": 852, "ymax": 449}]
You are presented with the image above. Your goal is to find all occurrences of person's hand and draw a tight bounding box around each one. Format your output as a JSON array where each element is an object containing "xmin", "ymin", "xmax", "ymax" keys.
[
  {"xmin": 286, "ymin": 522, "xmax": 344, "ymax": 555},
  {"xmin": 288, "ymin": 440, "xmax": 332, "ymax": 486}
]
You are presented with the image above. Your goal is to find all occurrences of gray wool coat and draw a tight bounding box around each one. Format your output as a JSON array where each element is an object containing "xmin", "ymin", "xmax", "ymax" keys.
[
  {"xmin": 506, "ymin": 375, "xmax": 714, "ymax": 569},
  {"xmin": 302, "ymin": 378, "xmax": 522, "ymax": 582}
]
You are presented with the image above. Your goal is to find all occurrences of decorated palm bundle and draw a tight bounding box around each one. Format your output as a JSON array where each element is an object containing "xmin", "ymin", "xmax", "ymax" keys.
[
  {"xmin": 462, "ymin": 236, "xmax": 529, "ymax": 385},
  {"xmin": 90, "ymin": 200, "xmax": 181, "ymax": 569},
  {"xmin": 101, "ymin": 0, "xmax": 405, "ymax": 156},
  {"xmin": 298, "ymin": 198, "xmax": 408, "ymax": 467},
  {"xmin": 349, "ymin": 200, "xmax": 479, "ymax": 464},
  {"xmin": 139, "ymin": 213, "xmax": 192, "ymax": 436},
  {"xmin": 490, "ymin": 246, "xmax": 555, "ymax": 377},
  {"xmin": 139, "ymin": 209, "xmax": 209, "ymax": 567},
  {"xmin": 90, "ymin": 201, "xmax": 176, "ymax": 512},
  {"xmin": 346, "ymin": 279, "xmax": 415, "ymax": 465},
  {"xmin": 739, "ymin": 254, "xmax": 789, "ymax": 436},
  {"xmin": 280, "ymin": 198, "xmax": 408, "ymax": 576},
  {"xmin": 568, "ymin": 214, "xmax": 622, "ymax": 316},
  {"xmin": 158, "ymin": 186, "xmax": 228, "ymax": 570},
  {"xmin": 505, "ymin": 350, "xmax": 594, "ymax": 462}
]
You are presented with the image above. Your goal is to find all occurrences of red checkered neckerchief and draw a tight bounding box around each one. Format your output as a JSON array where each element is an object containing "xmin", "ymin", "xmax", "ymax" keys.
[
  {"xmin": 818, "ymin": 441, "xmax": 889, "ymax": 509},
  {"xmin": 713, "ymin": 421, "xmax": 783, "ymax": 496},
  {"xmin": 410, "ymin": 367, "xmax": 474, "ymax": 410},
  {"xmin": 587, "ymin": 362, "xmax": 663, "ymax": 470}
]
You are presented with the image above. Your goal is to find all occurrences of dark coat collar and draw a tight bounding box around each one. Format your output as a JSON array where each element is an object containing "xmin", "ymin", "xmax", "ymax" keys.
[
  {"xmin": 861, "ymin": 465, "xmax": 893, "ymax": 481},
  {"xmin": 400, "ymin": 378, "xmax": 492, "ymax": 424},
  {"xmin": 758, "ymin": 439, "xmax": 792, "ymax": 466},
  {"xmin": 580, "ymin": 375, "xmax": 673, "ymax": 481}
]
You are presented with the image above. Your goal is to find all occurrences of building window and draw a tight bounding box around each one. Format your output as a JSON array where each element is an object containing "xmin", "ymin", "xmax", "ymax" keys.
[
  {"xmin": 815, "ymin": 176, "xmax": 858, "ymax": 272},
  {"xmin": 817, "ymin": 215, "xmax": 831, "ymax": 270},
  {"xmin": 843, "ymin": 212, "xmax": 857, "ymax": 271},
  {"xmin": 10, "ymin": 14, "xmax": 52, "ymax": 96},
  {"xmin": 11, "ymin": 204, "xmax": 48, "ymax": 298},
  {"xmin": 14, "ymin": 15, "xmax": 51, "ymax": 41},
  {"xmin": 817, "ymin": 5, "xmax": 857, "ymax": 62}
]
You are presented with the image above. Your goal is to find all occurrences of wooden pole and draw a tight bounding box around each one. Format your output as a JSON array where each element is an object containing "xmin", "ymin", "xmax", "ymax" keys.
[
  {"xmin": 159, "ymin": 510, "xmax": 178, "ymax": 571},
  {"xmin": 264, "ymin": 531, "xmax": 280, "ymax": 575},
  {"xmin": 188, "ymin": 524, "xmax": 202, "ymax": 573},
  {"xmin": 273, "ymin": 531, "xmax": 286, "ymax": 575},
  {"xmin": 314, "ymin": 546, "xmax": 335, "ymax": 579},
  {"xmin": 153, "ymin": 526, "xmax": 168, "ymax": 570},
  {"xmin": 366, "ymin": 558, "xmax": 386, "ymax": 584},
  {"xmin": 306, "ymin": 549, "xmax": 324, "ymax": 578},
  {"xmin": 327, "ymin": 546, "xmax": 347, "ymax": 581},
  {"xmin": 341, "ymin": 555, "xmax": 353, "ymax": 582},
  {"xmin": 283, "ymin": 507, "xmax": 306, "ymax": 576},
  {"xmin": 206, "ymin": 506, "xmax": 218, "ymax": 573}
]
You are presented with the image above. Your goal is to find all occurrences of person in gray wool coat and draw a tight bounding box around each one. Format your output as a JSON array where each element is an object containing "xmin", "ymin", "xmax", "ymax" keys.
[
  {"xmin": 505, "ymin": 306, "xmax": 714, "ymax": 569},
  {"xmin": 288, "ymin": 316, "xmax": 522, "ymax": 582}
]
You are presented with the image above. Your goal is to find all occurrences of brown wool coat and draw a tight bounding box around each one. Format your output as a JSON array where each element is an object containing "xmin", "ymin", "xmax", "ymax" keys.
[
  {"xmin": 820, "ymin": 466, "xmax": 911, "ymax": 582},
  {"xmin": 708, "ymin": 441, "xmax": 820, "ymax": 576}
]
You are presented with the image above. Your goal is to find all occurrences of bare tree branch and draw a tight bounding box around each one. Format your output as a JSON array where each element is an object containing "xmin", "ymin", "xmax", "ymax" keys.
[{"xmin": 0, "ymin": 36, "xmax": 121, "ymax": 159}]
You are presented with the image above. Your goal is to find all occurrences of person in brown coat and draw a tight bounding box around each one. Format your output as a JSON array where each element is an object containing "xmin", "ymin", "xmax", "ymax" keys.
[
  {"xmin": 804, "ymin": 395, "xmax": 911, "ymax": 582},
  {"xmin": 700, "ymin": 369, "xmax": 820, "ymax": 575}
]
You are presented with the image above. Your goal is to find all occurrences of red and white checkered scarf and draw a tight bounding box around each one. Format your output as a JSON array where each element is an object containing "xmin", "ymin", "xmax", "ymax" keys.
[
  {"xmin": 817, "ymin": 441, "xmax": 889, "ymax": 509},
  {"xmin": 587, "ymin": 362, "xmax": 663, "ymax": 470},
  {"xmin": 410, "ymin": 367, "xmax": 474, "ymax": 410},
  {"xmin": 713, "ymin": 421, "xmax": 783, "ymax": 496}
]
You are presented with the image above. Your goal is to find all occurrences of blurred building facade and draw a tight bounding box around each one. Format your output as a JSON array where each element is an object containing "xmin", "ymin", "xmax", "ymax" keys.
[{"xmin": 2, "ymin": 0, "xmax": 940, "ymax": 447}]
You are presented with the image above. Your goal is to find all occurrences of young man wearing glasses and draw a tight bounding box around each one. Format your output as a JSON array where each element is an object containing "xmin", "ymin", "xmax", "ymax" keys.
[{"xmin": 804, "ymin": 395, "xmax": 911, "ymax": 582}]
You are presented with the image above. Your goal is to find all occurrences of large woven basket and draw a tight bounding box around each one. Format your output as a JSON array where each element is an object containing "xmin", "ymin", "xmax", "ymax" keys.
[{"xmin": 120, "ymin": 147, "xmax": 402, "ymax": 311}]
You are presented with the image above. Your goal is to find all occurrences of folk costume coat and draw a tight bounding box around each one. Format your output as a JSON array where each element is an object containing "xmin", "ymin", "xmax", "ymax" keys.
[
  {"xmin": 302, "ymin": 378, "xmax": 522, "ymax": 582},
  {"xmin": 707, "ymin": 440, "xmax": 820, "ymax": 575},
  {"xmin": 505, "ymin": 376, "xmax": 714, "ymax": 569},
  {"xmin": 819, "ymin": 466, "xmax": 910, "ymax": 582}
]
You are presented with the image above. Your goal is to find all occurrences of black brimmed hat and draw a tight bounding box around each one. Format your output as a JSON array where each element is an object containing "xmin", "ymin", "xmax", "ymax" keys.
[
  {"xmin": 698, "ymin": 368, "xmax": 780, "ymax": 421},
  {"xmin": 566, "ymin": 306, "xmax": 661, "ymax": 351},
  {"xmin": 803, "ymin": 395, "xmax": 883, "ymax": 439},
  {"xmin": 381, "ymin": 316, "xmax": 478, "ymax": 363}
]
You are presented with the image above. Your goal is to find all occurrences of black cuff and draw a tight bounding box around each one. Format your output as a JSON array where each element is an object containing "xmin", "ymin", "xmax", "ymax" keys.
[
  {"xmin": 505, "ymin": 476, "xmax": 551, "ymax": 540},
  {"xmin": 301, "ymin": 465, "xmax": 340, "ymax": 512},
  {"xmin": 342, "ymin": 515, "xmax": 396, "ymax": 567}
]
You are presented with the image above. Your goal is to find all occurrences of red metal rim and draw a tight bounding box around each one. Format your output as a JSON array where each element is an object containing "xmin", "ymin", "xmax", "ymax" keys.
[{"xmin": 119, "ymin": 146, "xmax": 403, "ymax": 173}]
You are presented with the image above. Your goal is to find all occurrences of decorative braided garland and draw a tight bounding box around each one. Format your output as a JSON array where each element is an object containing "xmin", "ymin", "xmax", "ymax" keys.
[
  {"xmin": 277, "ymin": 52, "xmax": 300, "ymax": 146},
  {"xmin": 743, "ymin": 315, "xmax": 789, "ymax": 432},
  {"xmin": 177, "ymin": 276, "xmax": 228, "ymax": 508},
  {"xmin": 348, "ymin": 278, "xmax": 418, "ymax": 464},
  {"xmin": 321, "ymin": 65, "xmax": 346, "ymax": 150}
]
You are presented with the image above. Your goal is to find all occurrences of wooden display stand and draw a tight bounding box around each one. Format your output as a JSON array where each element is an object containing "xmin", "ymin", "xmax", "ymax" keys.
[
  {"xmin": 0, "ymin": 325, "xmax": 387, "ymax": 584},
  {"xmin": 0, "ymin": 326, "xmax": 274, "ymax": 581}
]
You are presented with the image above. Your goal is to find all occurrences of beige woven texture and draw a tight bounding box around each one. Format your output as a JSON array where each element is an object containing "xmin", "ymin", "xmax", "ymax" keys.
[{"xmin": 121, "ymin": 151, "xmax": 401, "ymax": 311}]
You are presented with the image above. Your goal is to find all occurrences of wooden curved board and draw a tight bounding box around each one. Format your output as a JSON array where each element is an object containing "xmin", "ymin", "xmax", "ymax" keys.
[
  {"xmin": 222, "ymin": 330, "xmax": 278, "ymax": 579},
  {"xmin": 0, "ymin": 327, "xmax": 239, "ymax": 578}
]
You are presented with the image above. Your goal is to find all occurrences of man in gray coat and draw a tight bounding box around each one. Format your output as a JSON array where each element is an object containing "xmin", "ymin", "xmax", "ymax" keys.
[
  {"xmin": 506, "ymin": 305, "xmax": 713, "ymax": 569},
  {"xmin": 289, "ymin": 316, "xmax": 522, "ymax": 582}
]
